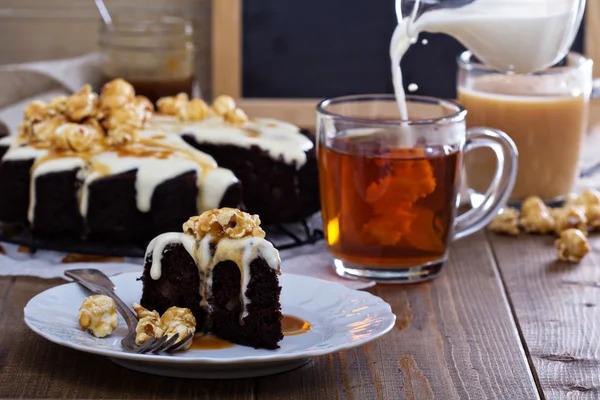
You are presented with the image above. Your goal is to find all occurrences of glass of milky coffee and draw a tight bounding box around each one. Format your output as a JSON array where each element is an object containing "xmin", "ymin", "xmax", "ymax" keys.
[{"xmin": 458, "ymin": 51, "xmax": 592, "ymax": 205}]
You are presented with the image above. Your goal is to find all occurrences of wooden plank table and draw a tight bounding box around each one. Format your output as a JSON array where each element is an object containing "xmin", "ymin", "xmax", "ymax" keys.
[{"xmin": 0, "ymin": 230, "xmax": 598, "ymax": 399}]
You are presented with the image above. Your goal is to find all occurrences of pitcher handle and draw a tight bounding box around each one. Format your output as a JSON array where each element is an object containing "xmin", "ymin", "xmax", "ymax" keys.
[{"xmin": 454, "ymin": 127, "xmax": 518, "ymax": 240}]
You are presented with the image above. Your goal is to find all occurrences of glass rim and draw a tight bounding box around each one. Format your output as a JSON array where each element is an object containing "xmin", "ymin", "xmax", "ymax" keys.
[
  {"xmin": 316, "ymin": 94, "xmax": 466, "ymax": 126},
  {"xmin": 457, "ymin": 50, "xmax": 592, "ymax": 74}
]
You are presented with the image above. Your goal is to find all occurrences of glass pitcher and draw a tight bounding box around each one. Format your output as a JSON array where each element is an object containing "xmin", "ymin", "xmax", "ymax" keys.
[{"xmin": 396, "ymin": 0, "xmax": 586, "ymax": 73}]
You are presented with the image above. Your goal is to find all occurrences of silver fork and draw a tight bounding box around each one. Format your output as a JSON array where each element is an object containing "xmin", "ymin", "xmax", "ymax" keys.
[{"xmin": 65, "ymin": 268, "xmax": 193, "ymax": 354}]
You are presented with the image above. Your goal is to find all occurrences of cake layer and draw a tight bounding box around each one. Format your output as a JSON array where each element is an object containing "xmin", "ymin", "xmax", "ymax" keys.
[
  {"xmin": 211, "ymin": 258, "xmax": 283, "ymax": 349},
  {"xmin": 140, "ymin": 241, "xmax": 208, "ymax": 330},
  {"xmin": 150, "ymin": 115, "xmax": 314, "ymax": 168},
  {"xmin": 0, "ymin": 131, "xmax": 243, "ymax": 244},
  {"xmin": 182, "ymin": 137, "xmax": 320, "ymax": 224}
]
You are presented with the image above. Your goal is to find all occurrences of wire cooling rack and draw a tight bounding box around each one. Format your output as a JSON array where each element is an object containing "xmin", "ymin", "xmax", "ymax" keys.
[{"xmin": 0, "ymin": 215, "xmax": 324, "ymax": 257}]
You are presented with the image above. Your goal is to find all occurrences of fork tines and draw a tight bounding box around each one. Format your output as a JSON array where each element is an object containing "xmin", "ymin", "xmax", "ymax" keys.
[{"xmin": 135, "ymin": 333, "xmax": 194, "ymax": 354}]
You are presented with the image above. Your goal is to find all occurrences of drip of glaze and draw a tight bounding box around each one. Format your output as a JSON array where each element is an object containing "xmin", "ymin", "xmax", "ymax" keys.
[
  {"xmin": 149, "ymin": 115, "xmax": 314, "ymax": 169},
  {"xmin": 147, "ymin": 232, "xmax": 196, "ymax": 280},
  {"xmin": 145, "ymin": 232, "xmax": 281, "ymax": 321},
  {"xmin": 4, "ymin": 129, "xmax": 238, "ymax": 224}
]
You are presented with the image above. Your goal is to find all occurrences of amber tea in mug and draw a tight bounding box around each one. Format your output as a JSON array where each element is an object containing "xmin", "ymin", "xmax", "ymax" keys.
[{"xmin": 316, "ymin": 95, "xmax": 518, "ymax": 283}]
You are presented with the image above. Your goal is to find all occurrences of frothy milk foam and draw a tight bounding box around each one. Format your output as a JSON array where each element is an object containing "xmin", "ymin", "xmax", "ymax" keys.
[{"xmin": 391, "ymin": 0, "xmax": 583, "ymax": 119}]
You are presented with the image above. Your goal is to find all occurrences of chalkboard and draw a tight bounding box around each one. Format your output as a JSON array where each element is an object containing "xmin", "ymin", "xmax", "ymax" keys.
[{"xmin": 242, "ymin": 1, "xmax": 586, "ymax": 100}]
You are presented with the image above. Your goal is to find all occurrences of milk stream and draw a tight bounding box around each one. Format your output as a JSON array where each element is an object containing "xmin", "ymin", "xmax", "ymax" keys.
[{"xmin": 390, "ymin": 0, "xmax": 584, "ymax": 128}]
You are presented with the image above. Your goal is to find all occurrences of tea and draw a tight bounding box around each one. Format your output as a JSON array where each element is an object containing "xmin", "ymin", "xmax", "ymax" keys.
[{"xmin": 318, "ymin": 134, "xmax": 461, "ymax": 268}]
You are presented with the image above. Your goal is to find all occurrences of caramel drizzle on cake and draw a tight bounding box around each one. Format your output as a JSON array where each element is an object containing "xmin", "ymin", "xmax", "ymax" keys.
[
  {"xmin": 149, "ymin": 94, "xmax": 314, "ymax": 169},
  {"xmin": 145, "ymin": 209, "xmax": 281, "ymax": 320},
  {"xmin": 3, "ymin": 79, "xmax": 238, "ymax": 224}
]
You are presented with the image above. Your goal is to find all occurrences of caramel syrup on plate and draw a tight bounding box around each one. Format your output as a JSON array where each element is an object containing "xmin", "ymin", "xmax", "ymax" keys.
[
  {"xmin": 281, "ymin": 315, "xmax": 312, "ymax": 336},
  {"xmin": 17, "ymin": 245, "xmax": 31, "ymax": 254},
  {"xmin": 190, "ymin": 335, "xmax": 235, "ymax": 350},
  {"xmin": 190, "ymin": 315, "xmax": 311, "ymax": 350},
  {"xmin": 61, "ymin": 253, "xmax": 125, "ymax": 264}
]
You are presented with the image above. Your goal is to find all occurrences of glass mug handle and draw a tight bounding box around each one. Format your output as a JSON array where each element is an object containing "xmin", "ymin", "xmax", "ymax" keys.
[{"xmin": 453, "ymin": 128, "xmax": 518, "ymax": 240}]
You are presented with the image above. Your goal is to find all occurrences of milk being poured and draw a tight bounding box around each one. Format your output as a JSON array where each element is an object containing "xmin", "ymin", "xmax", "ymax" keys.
[{"xmin": 391, "ymin": 0, "xmax": 584, "ymax": 119}]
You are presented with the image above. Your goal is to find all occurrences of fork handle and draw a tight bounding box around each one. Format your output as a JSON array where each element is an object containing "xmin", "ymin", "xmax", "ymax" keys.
[{"xmin": 97, "ymin": 289, "xmax": 139, "ymax": 331}]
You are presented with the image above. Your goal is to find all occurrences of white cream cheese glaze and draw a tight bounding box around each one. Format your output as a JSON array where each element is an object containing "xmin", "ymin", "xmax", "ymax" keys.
[
  {"xmin": 0, "ymin": 135, "xmax": 14, "ymax": 146},
  {"xmin": 145, "ymin": 232, "xmax": 281, "ymax": 320},
  {"xmin": 146, "ymin": 232, "xmax": 197, "ymax": 280},
  {"xmin": 0, "ymin": 131, "xmax": 238, "ymax": 224},
  {"xmin": 28, "ymin": 157, "xmax": 86, "ymax": 223},
  {"xmin": 149, "ymin": 115, "xmax": 314, "ymax": 169}
]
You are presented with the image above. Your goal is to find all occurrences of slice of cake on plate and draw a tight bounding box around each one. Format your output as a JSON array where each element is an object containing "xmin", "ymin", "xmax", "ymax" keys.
[{"xmin": 140, "ymin": 207, "xmax": 284, "ymax": 349}]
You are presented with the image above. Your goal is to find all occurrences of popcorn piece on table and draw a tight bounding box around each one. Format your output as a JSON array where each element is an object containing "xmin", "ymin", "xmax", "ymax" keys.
[
  {"xmin": 519, "ymin": 196, "xmax": 555, "ymax": 234},
  {"xmin": 554, "ymin": 205, "xmax": 588, "ymax": 235},
  {"xmin": 78, "ymin": 295, "xmax": 119, "ymax": 338},
  {"xmin": 566, "ymin": 189, "xmax": 600, "ymax": 207},
  {"xmin": 586, "ymin": 204, "xmax": 600, "ymax": 231},
  {"xmin": 555, "ymin": 228, "xmax": 590, "ymax": 263},
  {"xmin": 489, "ymin": 207, "xmax": 520, "ymax": 235}
]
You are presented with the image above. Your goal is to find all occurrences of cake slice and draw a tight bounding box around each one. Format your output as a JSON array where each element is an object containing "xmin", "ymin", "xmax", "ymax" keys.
[{"xmin": 140, "ymin": 207, "xmax": 283, "ymax": 349}]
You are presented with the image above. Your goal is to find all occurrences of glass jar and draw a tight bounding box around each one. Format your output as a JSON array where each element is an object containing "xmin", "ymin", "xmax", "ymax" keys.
[{"xmin": 99, "ymin": 12, "xmax": 196, "ymax": 104}]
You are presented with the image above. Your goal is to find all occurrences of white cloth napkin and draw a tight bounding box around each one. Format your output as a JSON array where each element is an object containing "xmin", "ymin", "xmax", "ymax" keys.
[{"xmin": 0, "ymin": 53, "xmax": 103, "ymax": 133}]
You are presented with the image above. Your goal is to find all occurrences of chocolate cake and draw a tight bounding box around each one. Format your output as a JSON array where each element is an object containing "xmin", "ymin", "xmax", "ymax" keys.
[
  {"xmin": 0, "ymin": 80, "xmax": 241, "ymax": 245},
  {"xmin": 150, "ymin": 94, "xmax": 320, "ymax": 224},
  {"xmin": 140, "ymin": 208, "xmax": 283, "ymax": 349}
]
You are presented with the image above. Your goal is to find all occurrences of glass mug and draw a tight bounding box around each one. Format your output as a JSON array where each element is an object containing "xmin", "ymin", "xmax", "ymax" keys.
[
  {"xmin": 459, "ymin": 51, "xmax": 593, "ymax": 206},
  {"xmin": 316, "ymin": 95, "xmax": 517, "ymax": 283}
]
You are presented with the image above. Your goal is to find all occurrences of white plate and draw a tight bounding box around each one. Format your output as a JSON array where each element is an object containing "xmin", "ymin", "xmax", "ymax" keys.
[{"xmin": 24, "ymin": 272, "xmax": 395, "ymax": 379}]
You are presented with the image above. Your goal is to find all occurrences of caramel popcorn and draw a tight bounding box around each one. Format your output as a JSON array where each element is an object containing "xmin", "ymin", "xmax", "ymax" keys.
[
  {"xmin": 176, "ymin": 98, "xmax": 210, "ymax": 121},
  {"xmin": 48, "ymin": 95, "xmax": 68, "ymax": 114},
  {"xmin": 555, "ymin": 228, "xmax": 590, "ymax": 263},
  {"xmin": 24, "ymin": 100, "xmax": 50, "ymax": 122},
  {"xmin": 100, "ymin": 78, "xmax": 136, "ymax": 109},
  {"xmin": 132, "ymin": 303, "xmax": 165, "ymax": 345},
  {"xmin": 53, "ymin": 123, "xmax": 103, "ymax": 152},
  {"xmin": 78, "ymin": 295, "xmax": 119, "ymax": 338},
  {"xmin": 65, "ymin": 84, "xmax": 100, "ymax": 122},
  {"xmin": 19, "ymin": 79, "xmax": 153, "ymax": 152},
  {"xmin": 554, "ymin": 205, "xmax": 588, "ymax": 235},
  {"xmin": 211, "ymin": 95, "xmax": 237, "ymax": 116},
  {"xmin": 489, "ymin": 207, "xmax": 520, "ymax": 236},
  {"xmin": 134, "ymin": 95, "xmax": 154, "ymax": 123},
  {"xmin": 157, "ymin": 93, "xmax": 189, "ymax": 115},
  {"xmin": 183, "ymin": 208, "xmax": 265, "ymax": 240},
  {"xmin": 224, "ymin": 107, "xmax": 249, "ymax": 125},
  {"xmin": 132, "ymin": 304, "xmax": 196, "ymax": 349},
  {"xmin": 107, "ymin": 125, "xmax": 138, "ymax": 146},
  {"xmin": 31, "ymin": 115, "xmax": 69, "ymax": 143},
  {"xmin": 102, "ymin": 104, "xmax": 144, "ymax": 131},
  {"xmin": 586, "ymin": 204, "xmax": 600, "ymax": 231},
  {"xmin": 519, "ymin": 196, "xmax": 555, "ymax": 234},
  {"xmin": 566, "ymin": 189, "xmax": 600, "ymax": 207},
  {"xmin": 160, "ymin": 307, "xmax": 196, "ymax": 350}
]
